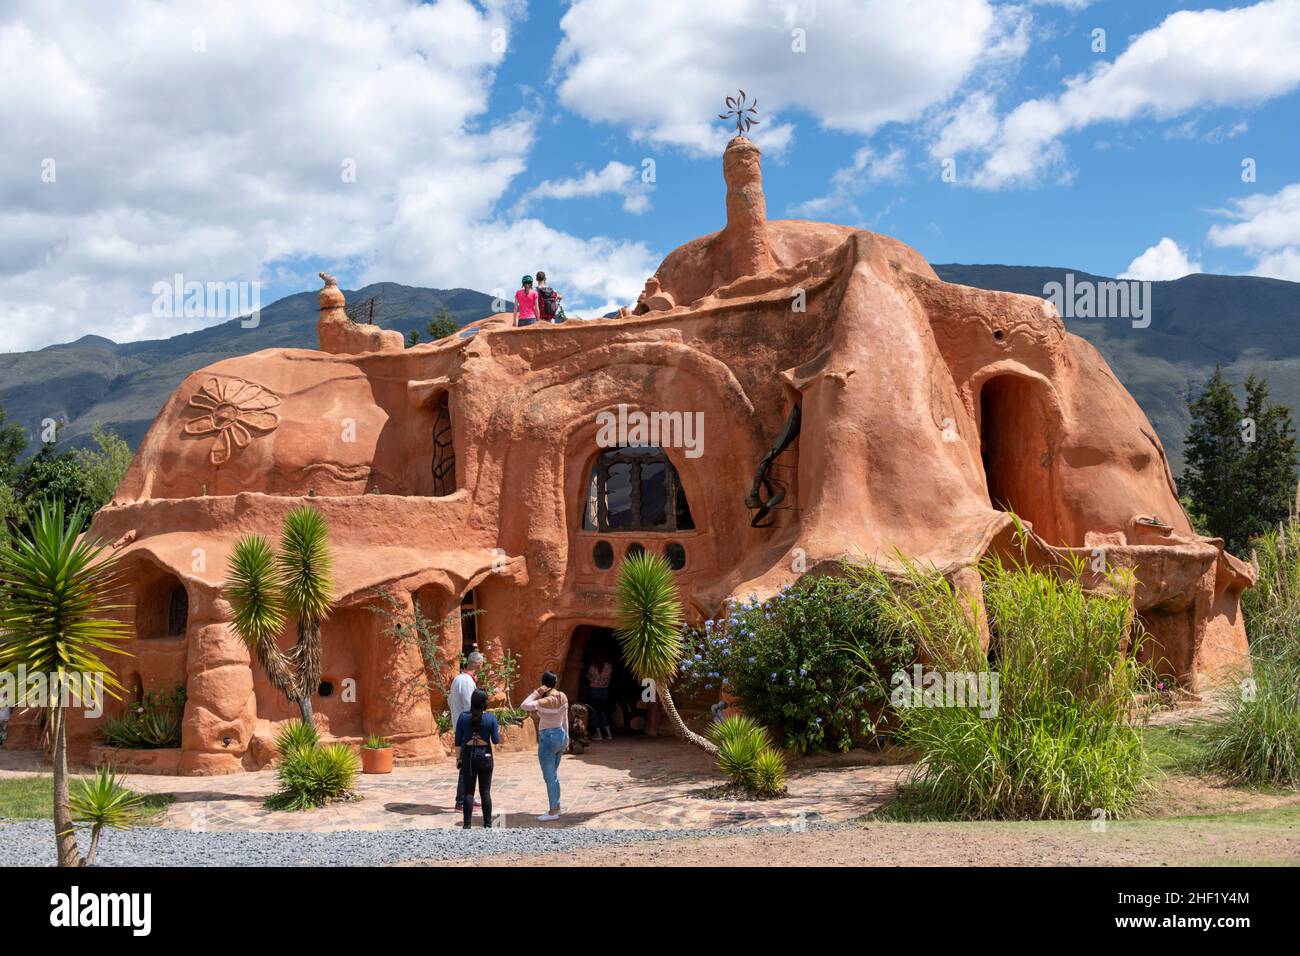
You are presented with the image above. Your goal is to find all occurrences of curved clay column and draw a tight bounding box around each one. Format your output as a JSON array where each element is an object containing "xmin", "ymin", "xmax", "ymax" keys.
[
  {"xmin": 362, "ymin": 590, "xmax": 442, "ymax": 762},
  {"xmin": 719, "ymin": 136, "xmax": 774, "ymax": 281},
  {"xmin": 178, "ymin": 590, "xmax": 257, "ymax": 775}
]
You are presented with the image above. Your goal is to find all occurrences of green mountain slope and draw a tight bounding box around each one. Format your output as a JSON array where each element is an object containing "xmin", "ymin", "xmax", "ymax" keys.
[{"xmin": 2, "ymin": 269, "xmax": 1294, "ymax": 475}]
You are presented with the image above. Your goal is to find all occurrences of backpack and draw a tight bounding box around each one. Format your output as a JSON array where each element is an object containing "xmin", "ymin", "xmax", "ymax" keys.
[{"xmin": 538, "ymin": 286, "xmax": 561, "ymax": 321}]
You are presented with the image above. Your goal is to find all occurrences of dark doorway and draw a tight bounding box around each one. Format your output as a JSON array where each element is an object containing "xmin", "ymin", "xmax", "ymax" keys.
[
  {"xmin": 978, "ymin": 374, "xmax": 1062, "ymax": 544},
  {"xmin": 563, "ymin": 625, "xmax": 655, "ymax": 736}
]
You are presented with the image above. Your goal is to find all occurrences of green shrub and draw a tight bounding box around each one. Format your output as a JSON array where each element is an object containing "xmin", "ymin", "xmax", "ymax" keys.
[
  {"xmin": 855, "ymin": 540, "xmax": 1150, "ymax": 820},
  {"xmin": 707, "ymin": 715, "xmax": 767, "ymax": 787},
  {"xmin": 275, "ymin": 718, "xmax": 320, "ymax": 759},
  {"xmin": 268, "ymin": 741, "xmax": 359, "ymax": 811},
  {"xmin": 1201, "ymin": 510, "xmax": 1300, "ymax": 785},
  {"xmin": 100, "ymin": 684, "xmax": 186, "ymax": 749},
  {"xmin": 364, "ymin": 734, "xmax": 390, "ymax": 750},
  {"xmin": 680, "ymin": 574, "xmax": 913, "ymax": 753},
  {"xmin": 752, "ymin": 748, "xmax": 788, "ymax": 796}
]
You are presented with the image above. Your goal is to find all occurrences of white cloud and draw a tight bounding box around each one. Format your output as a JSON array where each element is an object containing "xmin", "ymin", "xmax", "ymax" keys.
[
  {"xmin": 960, "ymin": 0, "xmax": 1300, "ymax": 188},
  {"xmin": 1207, "ymin": 182, "xmax": 1300, "ymax": 281},
  {"xmin": 789, "ymin": 146, "xmax": 906, "ymax": 220},
  {"xmin": 0, "ymin": 0, "xmax": 656, "ymax": 352},
  {"xmin": 1119, "ymin": 237, "xmax": 1201, "ymax": 281},
  {"xmin": 534, "ymin": 161, "xmax": 652, "ymax": 214},
  {"xmin": 553, "ymin": 0, "xmax": 1020, "ymax": 156}
]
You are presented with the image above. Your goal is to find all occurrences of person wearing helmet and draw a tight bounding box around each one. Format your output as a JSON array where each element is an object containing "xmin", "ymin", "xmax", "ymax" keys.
[{"xmin": 515, "ymin": 275, "xmax": 539, "ymax": 327}]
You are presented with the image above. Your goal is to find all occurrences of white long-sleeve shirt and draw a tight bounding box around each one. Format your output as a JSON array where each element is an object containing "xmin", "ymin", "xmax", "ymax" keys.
[{"xmin": 448, "ymin": 672, "xmax": 476, "ymax": 728}]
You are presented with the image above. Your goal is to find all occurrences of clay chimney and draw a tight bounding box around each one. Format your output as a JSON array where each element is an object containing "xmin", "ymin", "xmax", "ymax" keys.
[{"xmin": 720, "ymin": 135, "xmax": 774, "ymax": 279}]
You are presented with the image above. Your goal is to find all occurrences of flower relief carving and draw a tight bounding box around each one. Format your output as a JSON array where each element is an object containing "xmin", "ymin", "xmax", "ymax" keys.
[{"xmin": 183, "ymin": 378, "xmax": 281, "ymax": 465}]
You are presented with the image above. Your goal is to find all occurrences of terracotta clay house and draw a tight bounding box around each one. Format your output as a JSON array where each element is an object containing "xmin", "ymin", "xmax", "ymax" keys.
[{"xmin": 35, "ymin": 135, "xmax": 1251, "ymax": 774}]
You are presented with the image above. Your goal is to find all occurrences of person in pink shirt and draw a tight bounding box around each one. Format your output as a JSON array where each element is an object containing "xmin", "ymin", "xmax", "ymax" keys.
[{"xmin": 514, "ymin": 275, "xmax": 539, "ymax": 327}]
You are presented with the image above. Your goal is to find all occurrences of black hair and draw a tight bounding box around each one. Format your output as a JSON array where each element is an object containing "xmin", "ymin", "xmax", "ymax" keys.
[
  {"xmin": 541, "ymin": 670, "xmax": 558, "ymax": 689},
  {"xmin": 536, "ymin": 270, "xmax": 547, "ymax": 282},
  {"xmin": 470, "ymin": 688, "xmax": 489, "ymax": 734}
]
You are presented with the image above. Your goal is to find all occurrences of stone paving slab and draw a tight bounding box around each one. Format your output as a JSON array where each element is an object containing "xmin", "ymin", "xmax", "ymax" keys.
[{"xmin": 2, "ymin": 738, "xmax": 907, "ymax": 832}]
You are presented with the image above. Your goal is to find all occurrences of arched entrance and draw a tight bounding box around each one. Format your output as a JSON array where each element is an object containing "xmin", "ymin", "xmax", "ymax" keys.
[
  {"xmin": 978, "ymin": 374, "xmax": 1062, "ymax": 543},
  {"xmin": 562, "ymin": 625, "xmax": 658, "ymax": 737}
]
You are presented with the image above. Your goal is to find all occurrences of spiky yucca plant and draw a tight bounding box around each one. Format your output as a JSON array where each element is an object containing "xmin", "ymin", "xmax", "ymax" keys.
[
  {"xmin": 68, "ymin": 765, "xmax": 148, "ymax": 866},
  {"xmin": 614, "ymin": 551, "xmax": 716, "ymax": 754},
  {"xmin": 0, "ymin": 501, "xmax": 130, "ymax": 867},
  {"xmin": 225, "ymin": 507, "xmax": 334, "ymax": 726},
  {"xmin": 752, "ymin": 747, "xmax": 789, "ymax": 796}
]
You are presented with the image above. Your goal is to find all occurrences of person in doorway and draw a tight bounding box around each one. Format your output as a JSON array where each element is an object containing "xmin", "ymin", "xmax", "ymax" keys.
[
  {"xmin": 514, "ymin": 275, "xmax": 540, "ymax": 327},
  {"xmin": 450, "ymin": 651, "xmax": 485, "ymax": 813},
  {"xmin": 585, "ymin": 653, "xmax": 613, "ymax": 740},
  {"xmin": 522, "ymin": 671, "xmax": 569, "ymax": 822},
  {"xmin": 535, "ymin": 270, "xmax": 565, "ymax": 323},
  {"xmin": 455, "ymin": 689, "xmax": 499, "ymax": 829}
]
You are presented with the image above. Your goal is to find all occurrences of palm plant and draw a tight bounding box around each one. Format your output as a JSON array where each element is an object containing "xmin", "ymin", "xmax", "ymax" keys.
[
  {"xmin": 0, "ymin": 500, "xmax": 130, "ymax": 867},
  {"xmin": 68, "ymin": 765, "xmax": 148, "ymax": 865},
  {"xmin": 614, "ymin": 551, "xmax": 716, "ymax": 754},
  {"xmin": 225, "ymin": 507, "xmax": 334, "ymax": 726}
]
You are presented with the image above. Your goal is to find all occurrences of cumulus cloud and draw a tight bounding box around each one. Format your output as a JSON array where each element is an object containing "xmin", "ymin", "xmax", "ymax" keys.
[
  {"xmin": 789, "ymin": 146, "xmax": 907, "ymax": 220},
  {"xmin": 957, "ymin": 0, "xmax": 1300, "ymax": 188},
  {"xmin": 553, "ymin": 0, "xmax": 1018, "ymax": 156},
  {"xmin": 1119, "ymin": 237, "xmax": 1201, "ymax": 281},
  {"xmin": 1207, "ymin": 182, "xmax": 1300, "ymax": 281},
  {"xmin": 0, "ymin": 0, "xmax": 657, "ymax": 352},
  {"xmin": 533, "ymin": 161, "xmax": 653, "ymax": 214}
]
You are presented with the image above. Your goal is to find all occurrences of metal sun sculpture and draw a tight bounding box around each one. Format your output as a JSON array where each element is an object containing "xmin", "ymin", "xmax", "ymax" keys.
[{"xmin": 719, "ymin": 90, "xmax": 759, "ymax": 137}]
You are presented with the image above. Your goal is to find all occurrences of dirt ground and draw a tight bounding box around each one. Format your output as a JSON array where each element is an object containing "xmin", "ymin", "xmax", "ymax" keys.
[{"xmin": 414, "ymin": 810, "xmax": 1300, "ymax": 868}]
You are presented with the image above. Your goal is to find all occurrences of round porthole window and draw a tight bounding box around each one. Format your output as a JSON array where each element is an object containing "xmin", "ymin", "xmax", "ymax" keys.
[
  {"xmin": 317, "ymin": 680, "xmax": 336, "ymax": 699},
  {"xmin": 626, "ymin": 542, "xmax": 646, "ymax": 559},
  {"xmin": 665, "ymin": 542, "xmax": 686, "ymax": 570},
  {"xmin": 593, "ymin": 540, "xmax": 614, "ymax": 570}
]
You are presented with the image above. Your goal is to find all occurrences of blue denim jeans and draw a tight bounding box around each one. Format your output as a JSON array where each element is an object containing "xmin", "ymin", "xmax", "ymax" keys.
[{"xmin": 537, "ymin": 727, "xmax": 566, "ymax": 811}]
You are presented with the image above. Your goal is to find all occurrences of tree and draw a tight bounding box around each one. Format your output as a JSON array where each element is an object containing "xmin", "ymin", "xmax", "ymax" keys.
[
  {"xmin": 427, "ymin": 306, "xmax": 460, "ymax": 341},
  {"xmin": 0, "ymin": 401, "xmax": 28, "ymax": 487},
  {"xmin": 73, "ymin": 423, "xmax": 133, "ymax": 511},
  {"xmin": 1183, "ymin": 365, "xmax": 1298, "ymax": 553},
  {"xmin": 407, "ymin": 329, "xmax": 421, "ymax": 347},
  {"xmin": 1240, "ymin": 373, "xmax": 1298, "ymax": 545},
  {"xmin": 614, "ymin": 551, "xmax": 717, "ymax": 754},
  {"xmin": 14, "ymin": 446, "xmax": 93, "ymax": 529},
  {"xmin": 0, "ymin": 501, "xmax": 130, "ymax": 867},
  {"xmin": 225, "ymin": 507, "xmax": 335, "ymax": 725}
]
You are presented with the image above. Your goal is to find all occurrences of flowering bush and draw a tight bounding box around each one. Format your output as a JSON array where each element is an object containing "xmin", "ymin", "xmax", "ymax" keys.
[{"xmin": 678, "ymin": 573, "xmax": 914, "ymax": 753}]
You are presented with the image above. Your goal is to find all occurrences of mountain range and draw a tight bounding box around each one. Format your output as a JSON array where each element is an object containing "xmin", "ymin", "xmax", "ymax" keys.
[{"xmin": 2, "ymin": 268, "xmax": 1296, "ymax": 475}]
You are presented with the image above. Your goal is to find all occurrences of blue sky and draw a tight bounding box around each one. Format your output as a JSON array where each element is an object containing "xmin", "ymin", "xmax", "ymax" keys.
[{"xmin": 3, "ymin": 0, "xmax": 1299, "ymax": 351}]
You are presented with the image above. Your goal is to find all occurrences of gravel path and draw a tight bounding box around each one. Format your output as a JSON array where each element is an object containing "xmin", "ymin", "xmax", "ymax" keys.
[{"xmin": 0, "ymin": 818, "xmax": 809, "ymax": 867}]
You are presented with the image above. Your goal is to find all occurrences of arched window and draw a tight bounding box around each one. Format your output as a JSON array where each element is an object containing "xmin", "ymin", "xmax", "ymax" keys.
[
  {"xmin": 431, "ymin": 394, "xmax": 456, "ymax": 496},
  {"xmin": 582, "ymin": 446, "xmax": 694, "ymax": 533},
  {"xmin": 166, "ymin": 585, "xmax": 189, "ymax": 637}
]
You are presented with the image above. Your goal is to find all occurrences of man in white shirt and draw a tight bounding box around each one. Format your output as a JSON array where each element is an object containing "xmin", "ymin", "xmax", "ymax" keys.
[{"xmin": 450, "ymin": 652, "xmax": 485, "ymax": 811}]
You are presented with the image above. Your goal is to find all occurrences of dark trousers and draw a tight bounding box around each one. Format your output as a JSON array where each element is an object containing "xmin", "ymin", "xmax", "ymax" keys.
[
  {"xmin": 587, "ymin": 687, "xmax": 611, "ymax": 733},
  {"xmin": 460, "ymin": 748, "xmax": 493, "ymax": 828}
]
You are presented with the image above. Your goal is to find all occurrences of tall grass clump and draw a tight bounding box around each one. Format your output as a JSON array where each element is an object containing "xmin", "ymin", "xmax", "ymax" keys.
[
  {"xmin": 848, "ymin": 529, "xmax": 1150, "ymax": 820},
  {"xmin": 1201, "ymin": 493, "xmax": 1300, "ymax": 785}
]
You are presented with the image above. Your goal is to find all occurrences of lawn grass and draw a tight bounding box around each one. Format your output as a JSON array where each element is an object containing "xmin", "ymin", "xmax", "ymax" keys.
[
  {"xmin": 1142, "ymin": 722, "xmax": 1210, "ymax": 774},
  {"xmin": 0, "ymin": 775, "xmax": 173, "ymax": 821}
]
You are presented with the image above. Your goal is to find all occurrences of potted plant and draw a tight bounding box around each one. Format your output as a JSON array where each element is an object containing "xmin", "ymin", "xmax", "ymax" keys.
[{"xmin": 361, "ymin": 733, "xmax": 393, "ymax": 774}]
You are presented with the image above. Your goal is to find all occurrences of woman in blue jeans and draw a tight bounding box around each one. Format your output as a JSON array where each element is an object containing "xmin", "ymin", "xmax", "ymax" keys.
[{"xmin": 522, "ymin": 671, "xmax": 569, "ymax": 822}]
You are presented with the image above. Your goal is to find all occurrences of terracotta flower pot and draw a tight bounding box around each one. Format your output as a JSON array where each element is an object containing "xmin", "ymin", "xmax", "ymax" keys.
[{"xmin": 361, "ymin": 746, "xmax": 393, "ymax": 774}]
